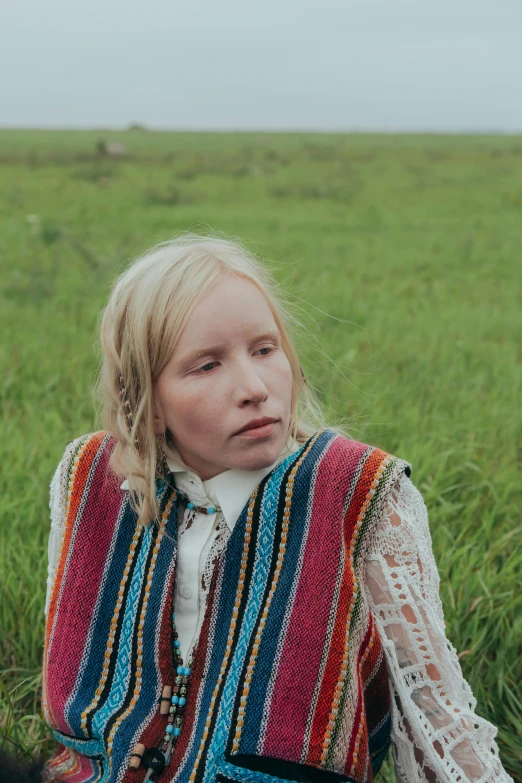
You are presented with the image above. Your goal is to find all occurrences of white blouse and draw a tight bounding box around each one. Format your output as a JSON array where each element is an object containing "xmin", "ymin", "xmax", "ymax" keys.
[{"xmin": 45, "ymin": 438, "xmax": 513, "ymax": 783}]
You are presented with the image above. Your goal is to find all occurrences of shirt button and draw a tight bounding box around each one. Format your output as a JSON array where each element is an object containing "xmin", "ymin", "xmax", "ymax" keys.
[{"xmin": 181, "ymin": 585, "xmax": 192, "ymax": 599}]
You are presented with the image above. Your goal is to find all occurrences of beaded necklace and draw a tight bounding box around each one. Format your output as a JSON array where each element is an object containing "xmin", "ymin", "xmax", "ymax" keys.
[
  {"xmin": 129, "ymin": 486, "xmax": 223, "ymax": 781},
  {"xmin": 177, "ymin": 487, "xmax": 222, "ymax": 518}
]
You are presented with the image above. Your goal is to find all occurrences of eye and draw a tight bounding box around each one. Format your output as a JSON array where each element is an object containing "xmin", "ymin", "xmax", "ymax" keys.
[
  {"xmin": 194, "ymin": 361, "xmax": 218, "ymax": 374},
  {"xmin": 192, "ymin": 346, "xmax": 275, "ymax": 374}
]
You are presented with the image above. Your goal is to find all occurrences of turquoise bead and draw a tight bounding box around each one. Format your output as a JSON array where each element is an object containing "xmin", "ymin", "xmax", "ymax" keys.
[
  {"xmin": 187, "ymin": 501, "xmax": 195, "ymax": 509},
  {"xmin": 171, "ymin": 695, "xmax": 179, "ymax": 704},
  {"xmin": 184, "ymin": 666, "xmax": 190, "ymax": 676},
  {"xmin": 174, "ymin": 727, "xmax": 181, "ymax": 737},
  {"xmin": 174, "ymin": 639, "xmax": 180, "ymax": 648},
  {"xmin": 207, "ymin": 506, "xmax": 215, "ymax": 514},
  {"xmin": 177, "ymin": 665, "xmax": 184, "ymax": 675},
  {"xmin": 166, "ymin": 724, "xmax": 174, "ymax": 735},
  {"xmin": 179, "ymin": 696, "xmax": 186, "ymax": 706}
]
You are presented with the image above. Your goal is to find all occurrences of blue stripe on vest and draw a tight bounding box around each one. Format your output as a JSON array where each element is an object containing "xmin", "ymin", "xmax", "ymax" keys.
[
  {"xmin": 64, "ymin": 498, "xmax": 142, "ymax": 736},
  {"xmin": 107, "ymin": 487, "xmax": 180, "ymax": 779},
  {"xmin": 205, "ymin": 442, "xmax": 310, "ymax": 781},
  {"xmin": 92, "ymin": 523, "xmax": 154, "ymax": 739},
  {"xmin": 235, "ymin": 430, "xmax": 334, "ymax": 752}
]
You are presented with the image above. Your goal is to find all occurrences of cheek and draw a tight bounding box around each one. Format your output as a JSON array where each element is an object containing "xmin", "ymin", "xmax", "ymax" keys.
[
  {"xmin": 156, "ymin": 377, "xmax": 186, "ymax": 421},
  {"xmin": 278, "ymin": 355, "xmax": 293, "ymax": 388},
  {"xmin": 162, "ymin": 383, "xmax": 215, "ymax": 426},
  {"xmin": 273, "ymin": 357, "xmax": 293, "ymax": 407}
]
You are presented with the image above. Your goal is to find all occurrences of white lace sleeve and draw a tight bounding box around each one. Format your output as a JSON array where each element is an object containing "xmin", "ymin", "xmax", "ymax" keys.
[
  {"xmin": 45, "ymin": 441, "xmax": 77, "ymax": 618},
  {"xmin": 364, "ymin": 472, "xmax": 514, "ymax": 783}
]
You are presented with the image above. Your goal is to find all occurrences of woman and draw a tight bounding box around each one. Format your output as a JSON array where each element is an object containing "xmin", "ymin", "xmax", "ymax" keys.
[{"xmin": 42, "ymin": 233, "xmax": 513, "ymax": 783}]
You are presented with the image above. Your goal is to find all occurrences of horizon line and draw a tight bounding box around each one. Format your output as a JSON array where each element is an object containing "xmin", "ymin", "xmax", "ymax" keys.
[{"xmin": 1, "ymin": 124, "xmax": 522, "ymax": 136}]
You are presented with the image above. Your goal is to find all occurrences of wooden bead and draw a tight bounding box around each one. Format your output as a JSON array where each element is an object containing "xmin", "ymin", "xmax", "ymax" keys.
[
  {"xmin": 128, "ymin": 743, "xmax": 145, "ymax": 770},
  {"xmin": 160, "ymin": 684, "xmax": 173, "ymax": 715}
]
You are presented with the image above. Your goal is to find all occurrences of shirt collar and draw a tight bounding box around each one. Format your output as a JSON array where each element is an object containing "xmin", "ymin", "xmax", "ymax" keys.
[{"xmin": 119, "ymin": 436, "xmax": 301, "ymax": 532}]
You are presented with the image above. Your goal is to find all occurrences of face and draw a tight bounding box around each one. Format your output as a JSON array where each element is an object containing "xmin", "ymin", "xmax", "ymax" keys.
[{"xmin": 153, "ymin": 275, "xmax": 293, "ymax": 481}]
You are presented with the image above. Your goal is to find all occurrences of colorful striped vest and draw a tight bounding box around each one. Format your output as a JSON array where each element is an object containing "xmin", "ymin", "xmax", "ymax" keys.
[{"xmin": 42, "ymin": 427, "xmax": 412, "ymax": 783}]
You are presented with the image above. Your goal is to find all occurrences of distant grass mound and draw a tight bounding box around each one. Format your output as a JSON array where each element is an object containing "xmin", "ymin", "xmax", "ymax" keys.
[{"xmin": 0, "ymin": 129, "xmax": 521, "ymax": 780}]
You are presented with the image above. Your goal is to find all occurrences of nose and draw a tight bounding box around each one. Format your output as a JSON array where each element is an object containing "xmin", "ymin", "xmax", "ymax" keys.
[{"xmin": 233, "ymin": 356, "xmax": 269, "ymax": 405}]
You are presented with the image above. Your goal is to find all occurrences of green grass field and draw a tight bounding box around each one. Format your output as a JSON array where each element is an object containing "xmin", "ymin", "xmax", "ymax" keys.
[{"xmin": 0, "ymin": 129, "xmax": 521, "ymax": 781}]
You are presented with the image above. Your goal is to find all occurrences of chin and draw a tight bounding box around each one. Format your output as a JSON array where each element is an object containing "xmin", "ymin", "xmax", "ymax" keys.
[{"xmin": 235, "ymin": 439, "xmax": 283, "ymax": 468}]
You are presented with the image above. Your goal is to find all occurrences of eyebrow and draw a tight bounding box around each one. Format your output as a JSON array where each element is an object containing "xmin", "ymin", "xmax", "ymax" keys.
[{"xmin": 177, "ymin": 330, "xmax": 281, "ymax": 369}]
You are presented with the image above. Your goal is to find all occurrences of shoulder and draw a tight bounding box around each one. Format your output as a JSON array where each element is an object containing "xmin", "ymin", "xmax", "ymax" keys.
[
  {"xmin": 55, "ymin": 430, "xmax": 108, "ymax": 468},
  {"xmin": 322, "ymin": 428, "xmax": 412, "ymax": 481},
  {"xmin": 54, "ymin": 431, "xmax": 116, "ymax": 494},
  {"xmin": 48, "ymin": 432, "xmax": 109, "ymax": 548},
  {"xmin": 379, "ymin": 470, "xmax": 431, "ymax": 540},
  {"xmin": 53, "ymin": 431, "xmax": 124, "ymax": 523}
]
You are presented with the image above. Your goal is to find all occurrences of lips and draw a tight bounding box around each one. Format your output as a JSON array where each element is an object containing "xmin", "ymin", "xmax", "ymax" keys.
[{"xmin": 235, "ymin": 417, "xmax": 278, "ymax": 435}]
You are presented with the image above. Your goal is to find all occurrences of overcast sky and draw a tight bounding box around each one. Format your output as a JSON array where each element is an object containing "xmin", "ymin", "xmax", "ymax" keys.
[{"xmin": 2, "ymin": 0, "xmax": 521, "ymax": 132}]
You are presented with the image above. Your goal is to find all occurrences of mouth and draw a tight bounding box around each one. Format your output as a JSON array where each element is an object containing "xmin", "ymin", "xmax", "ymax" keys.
[{"xmin": 234, "ymin": 419, "xmax": 279, "ymax": 438}]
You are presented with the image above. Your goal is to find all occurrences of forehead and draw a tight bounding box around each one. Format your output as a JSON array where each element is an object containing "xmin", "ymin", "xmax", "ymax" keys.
[
  {"xmin": 167, "ymin": 276, "xmax": 280, "ymax": 364},
  {"xmin": 181, "ymin": 276, "xmax": 276, "ymax": 338}
]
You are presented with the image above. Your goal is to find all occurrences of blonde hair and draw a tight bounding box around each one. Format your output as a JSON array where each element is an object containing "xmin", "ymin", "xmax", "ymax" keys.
[{"xmin": 94, "ymin": 230, "xmax": 349, "ymax": 526}]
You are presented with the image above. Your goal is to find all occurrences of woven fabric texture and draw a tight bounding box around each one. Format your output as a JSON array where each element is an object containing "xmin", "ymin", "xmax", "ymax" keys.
[{"xmin": 42, "ymin": 428, "xmax": 411, "ymax": 783}]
